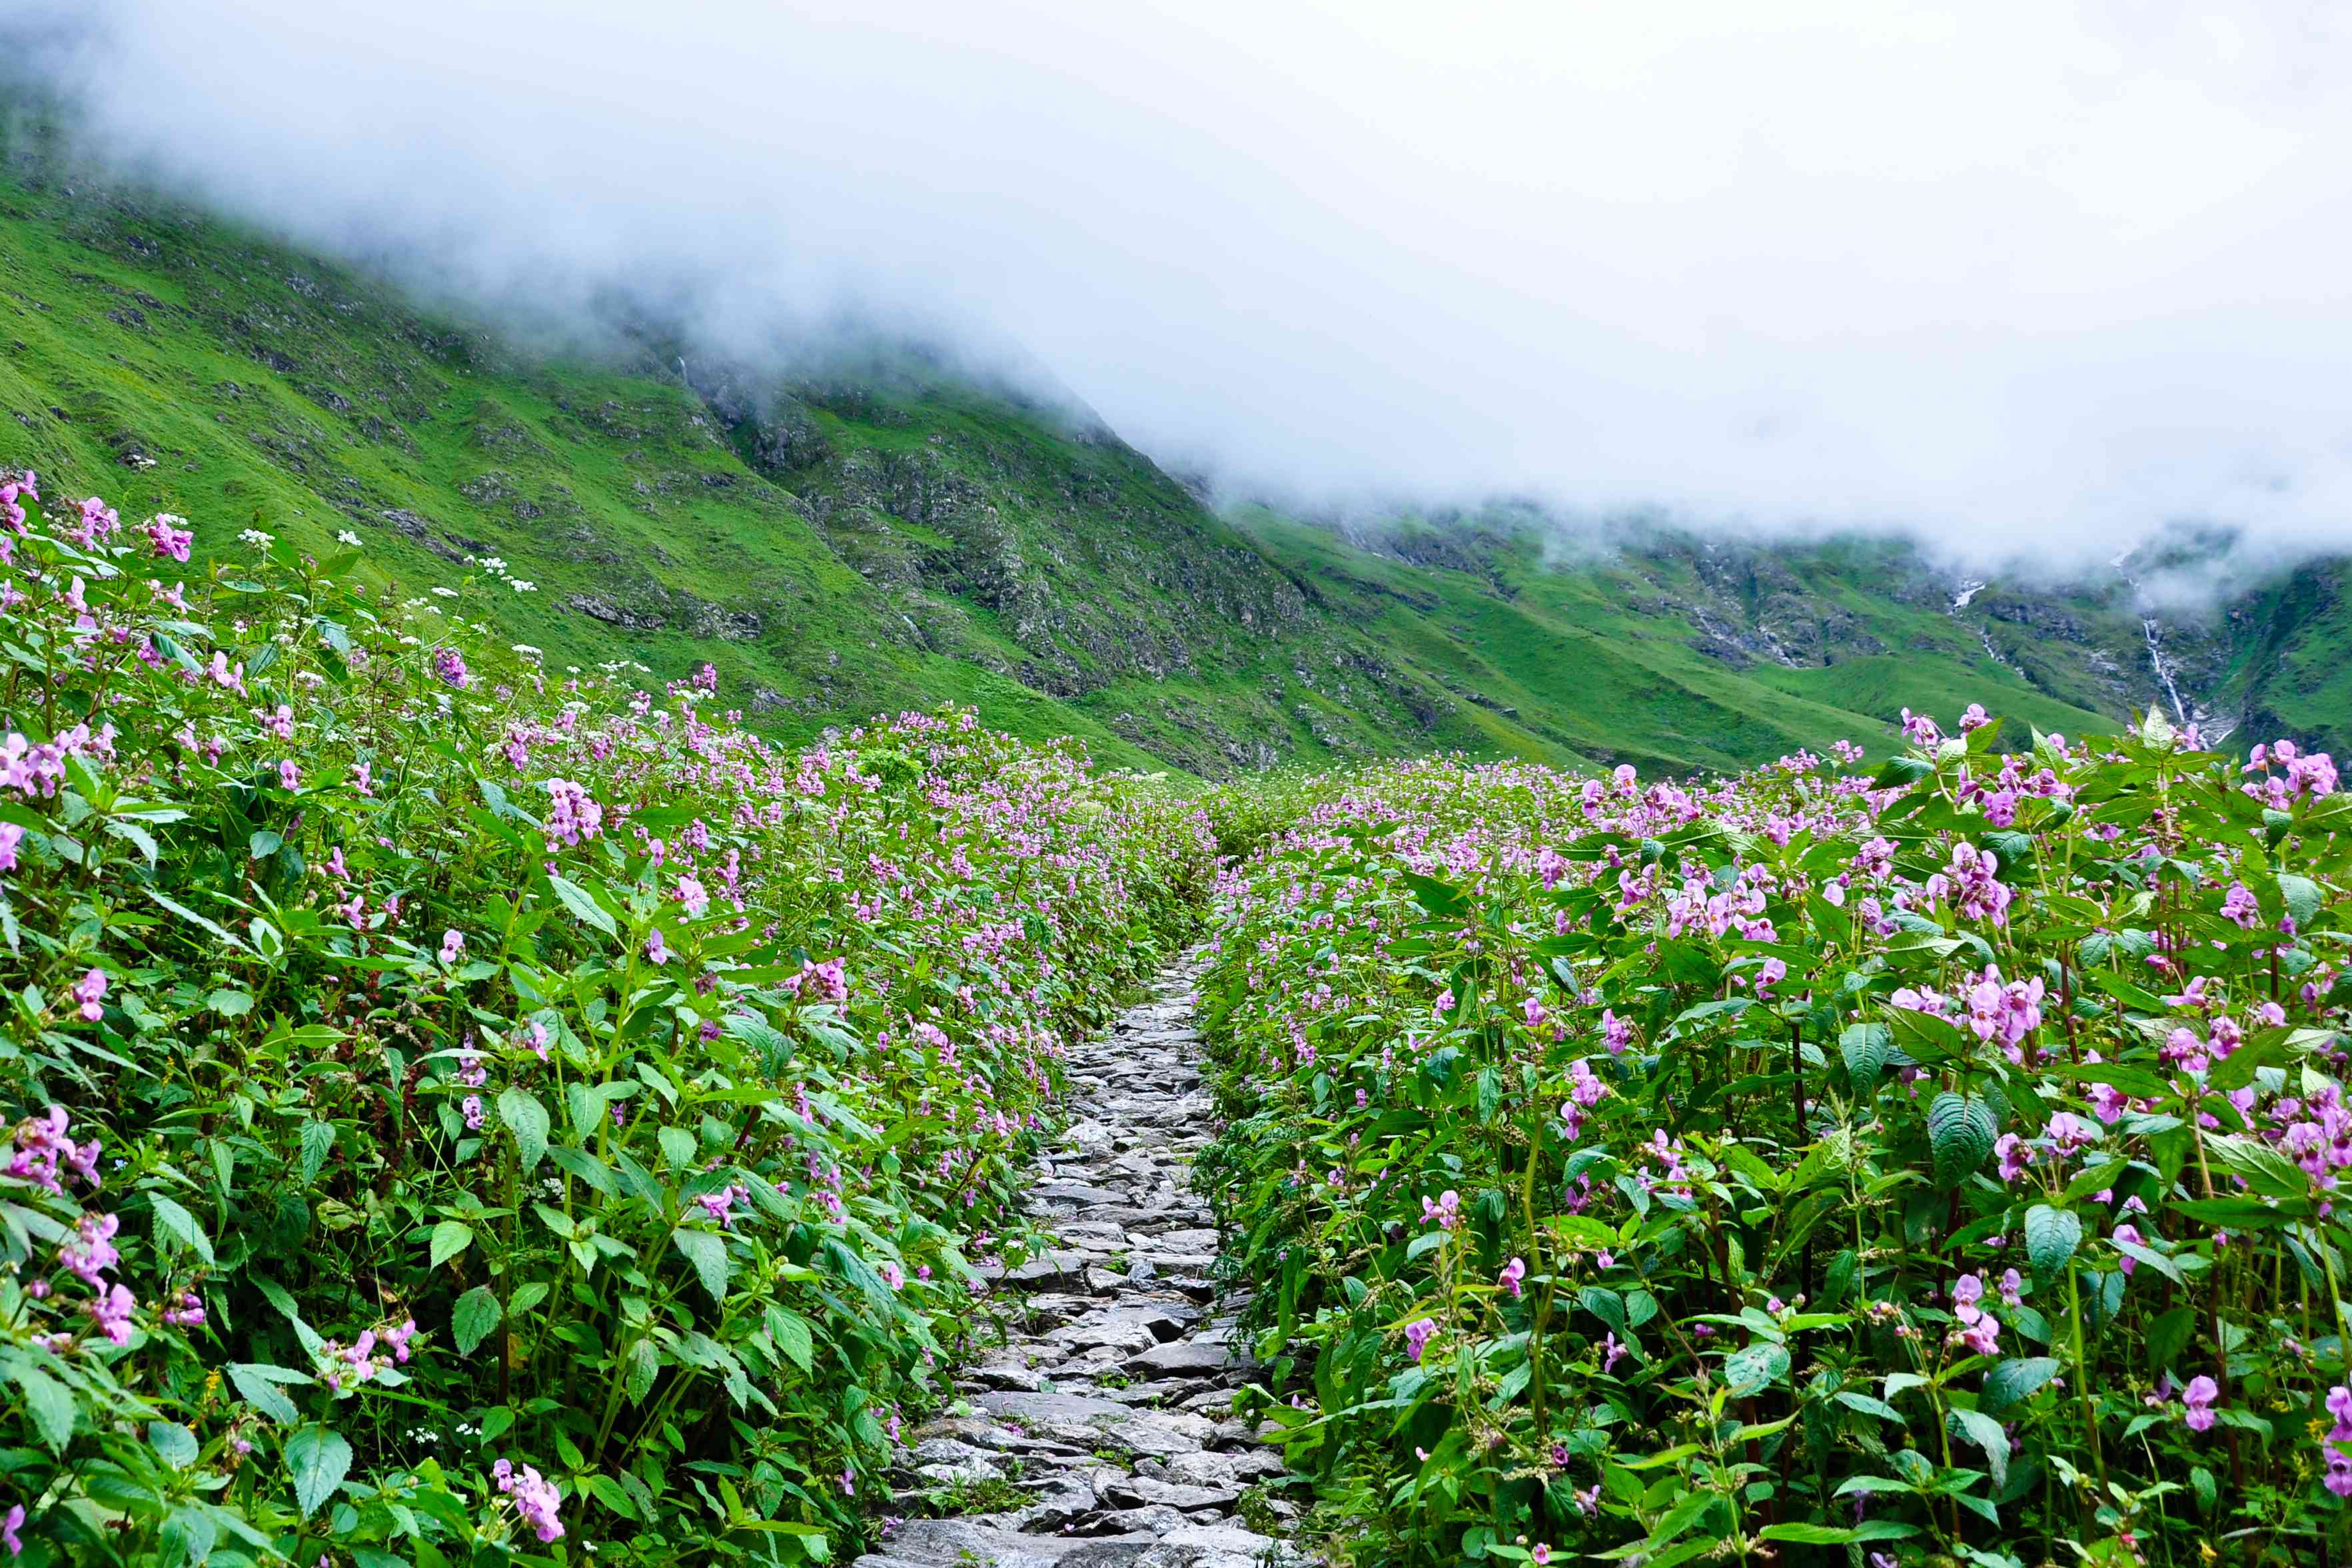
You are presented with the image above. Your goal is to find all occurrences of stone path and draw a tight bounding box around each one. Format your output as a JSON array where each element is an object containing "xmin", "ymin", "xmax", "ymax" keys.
[{"xmin": 854, "ymin": 955, "xmax": 1294, "ymax": 1568}]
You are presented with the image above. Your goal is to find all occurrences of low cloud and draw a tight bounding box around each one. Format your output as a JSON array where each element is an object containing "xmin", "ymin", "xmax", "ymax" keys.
[{"xmin": 11, "ymin": 0, "xmax": 2352, "ymax": 566}]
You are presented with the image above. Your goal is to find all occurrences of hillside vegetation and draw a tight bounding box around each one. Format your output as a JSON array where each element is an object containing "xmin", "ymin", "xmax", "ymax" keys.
[{"xmin": 7, "ymin": 130, "xmax": 2345, "ymax": 778}]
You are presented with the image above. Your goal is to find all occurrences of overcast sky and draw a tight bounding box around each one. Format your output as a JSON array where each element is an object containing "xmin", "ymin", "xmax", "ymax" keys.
[{"xmin": 12, "ymin": 0, "xmax": 2352, "ymax": 564}]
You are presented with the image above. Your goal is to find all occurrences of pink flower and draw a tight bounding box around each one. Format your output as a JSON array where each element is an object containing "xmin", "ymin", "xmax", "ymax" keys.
[
  {"xmin": 2182, "ymin": 1374, "xmax": 2218, "ymax": 1433},
  {"xmin": 440, "ymin": 929, "xmax": 465, "ymax": 964},
  {"xmin": 143, "ymin": 513, "xmax": 193, "ymax": 562},
  {"xmin": 278, "ymin": 759, "xmax": 302, "ymax": 792},
  {"xmin": 0, "ymin": 821, "xmax": 21, "ymax": 873},
  {"xmin": 1498, "ymin": 1257, "xmax": 1526, "ymax": 1298},
  {"xmin": 1403, "ymin": 1317, "xmax": 1436, "ymax": 1362},
  {"xmin": 1994, "ymin": 1132, "xmax": 2032, "ymax": 1182},
  {"xmin": 88, "ymin": 1283, "xmax": 135, "ymax": 1345},
  {"xmin": 72, "ymin": 968, "xmax": 107, "ymax": 1022},
  {"xmin": 644, "ymin": 929, "xmax": 670, "ymax": 965},
  {"xmin": 1600, "ymin": 1008, "xmax": 1632, "ymax": 1054},
  {"xmin": 2111, "ymin": 1222, "xmax": 2145, "ymax": 1275},
  {"xmin": 2, "ymin": 1503, "xmax": 21, "ymax": 1556},
  {"xmin": 492, "ymin": 1458, "xmax": 564, "ymax": 1543}
]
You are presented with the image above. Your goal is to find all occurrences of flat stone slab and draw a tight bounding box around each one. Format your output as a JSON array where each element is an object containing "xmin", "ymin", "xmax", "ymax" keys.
[
  {"xmin": 976, "ymin": 1389, "xmax": 1133, "ymax": 1425},
  {"xmin": 1127, "ymin": 1339, "xmax": 1240, "ymax": 1377}
]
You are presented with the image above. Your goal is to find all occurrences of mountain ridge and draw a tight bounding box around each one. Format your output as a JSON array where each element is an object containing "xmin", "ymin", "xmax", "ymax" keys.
[{"xmin": 3, "ymin": 127, "xmax": 2344, "ymax": 775}]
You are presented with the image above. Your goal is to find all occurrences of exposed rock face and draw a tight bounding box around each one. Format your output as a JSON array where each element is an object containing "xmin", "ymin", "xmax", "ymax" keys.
[{"xmin": 855, "ymin": 961, "xmax": 1295, "ymax": 1568}]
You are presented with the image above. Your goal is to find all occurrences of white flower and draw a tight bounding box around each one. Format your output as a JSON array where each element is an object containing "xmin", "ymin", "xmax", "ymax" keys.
[
  {"xmin": 512, "ymin": 643, "xmax": 543, "ymax": 659},
  {"xmin": 477, "ymin": 556, "xmax": 507, "ymax": 573},
  {"xmin": 239, "ymin": 528, "xmax": 275, "ymax": 548},
  {"xmin": 430, "ymin": 586, "xmax": 458, "ymax": 599},
  {"xmin": 336, "ymin": 530, "xmax": 362, "ymax": 547},
  {"xmin": 508, "ymin": 579, "xmax": 536, "ymax": 593}
]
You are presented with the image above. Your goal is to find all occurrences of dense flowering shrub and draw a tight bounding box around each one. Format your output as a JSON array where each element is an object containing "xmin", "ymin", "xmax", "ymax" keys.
[
  {"xmin": 1198, "ymin": 713, "xmax": 2352, "ymax": 1565},
  {"xmin": 0, "ymin": 470, "xmax": 1212, "ymax": 1563}
]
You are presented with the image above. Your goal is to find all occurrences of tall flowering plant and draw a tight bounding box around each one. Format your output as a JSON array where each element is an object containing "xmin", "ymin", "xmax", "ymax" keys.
[
  {"xmin": 0, "ymin": 469, "xmax": 1211, "ymax": 1563},
  {"xmin": 1199, "ymin": 707, "xmax": 2352, "ymax": 1565}
]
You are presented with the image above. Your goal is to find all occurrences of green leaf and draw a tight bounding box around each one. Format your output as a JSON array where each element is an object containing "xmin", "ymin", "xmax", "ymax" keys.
[
  {"xmin": 452, "ymin": 1286, "xmax": 502, "ymax": 1356},
  {"xmin": 1980, "ymin": 1356, "xmax": 2061, "ymax": 1415},
  {"xmin": 2111, "ymin": 1235, "xmax": 2183, "ymax": 1282},
  {"xmin": 1759, "ymin": 1522, "xmax": 1919, "ymax": 1545},
  {"xmin": 298, "ymin": 1119, "xmax": 335, "ymax": 1184},
  {"xmin": 1949, "ymin": 1406, "xmax": 2010, "ymax": 1489},
  {"xmin": 584, "ymin": 1473, "xmax": 639, "ymax": 1520},
  {"xmin": 2026, "ymin": 1204, "xmax": 2081, "ymax": 1282},
  {"xmin": 546, "ymin": 874, "xmax": 616, "ymax": 937},
  {"xmin": 546, "ymin": 1144, "xmax": 618, "ymax": 1196},
  {"xmin": 2207, "ymin": 1134, "xmax": 2309, "ymax": 1199},
  {"xmin": 207, "ymin": 987, "xmax": 253, "ymax": 1018},
  {"xmin": 149, "ymin": 1419, "xmax": 199, "ymax": 1469},
  {"xmin": 148, "ymin": 1192, "xmax": 217, "ymax": 1265},
  {"xmin": 1928, "ymin": 1091, "xmax": 1997, "ymax": 1188},
  {"xmin": 1840, "ymin": 1022, "xmax": 1890, "ymax": 1092},
  {"xmin": 286, "ymin": 1425, "xmax": 352, "ymax": 1517},
  {"xmin": 1722, "ymin": 1342, "xmax": 1790, "ymax": 1397},
  {"xmin": 2280, "ymin": 874, "xmax": 2323, "ymax": 931},
  {"xmin": 1835, "ymin": 1391, "xmax": 1906, "ymax": 1423},
  {"xmin": 428, "ymin": 1220, "xmax": 475, "ymax": 1269},
  {"xmin": 156, "ymin": 1505, "xmax": 218, "ymax": 1568},
  {"xmin": 7, "ymin": 1360, "xmax": 75, "ymax": 1452},
  {"xmin": 765, "ymin": 1305, "xmax": 814, "ymax": 1372},
  {"xmin": 1578, "ymin": 1286, "xmax": 1629, "ymax": 1336},
  {"xmin": 227, "ymin": 1362, "xmax": 307, "ymax": 1424},
  {"xmin": 674, "ymin": 1228, "xmax": 731, "ymax": 1302},
  {"xmin": 498, "ymin": 1087, "xmax": 551, "ymax": 1170},
  {"xmin": 624, "ymin": 1338, "xmax": 660, "ymax": 1403}
]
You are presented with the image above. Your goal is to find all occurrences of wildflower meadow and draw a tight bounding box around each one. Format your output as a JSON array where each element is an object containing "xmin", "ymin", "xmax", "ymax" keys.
[
  {"xmin": 2, "ymin": 465, "xmax": 2349, "ymax": 1568},
  {"xmin": 0, "ymin": 470, "xmax": 1211, "ymax": 1564},
  {"xmin": 1195, "ymin": 711, "xmax": 2350, "ymax": 1566}
]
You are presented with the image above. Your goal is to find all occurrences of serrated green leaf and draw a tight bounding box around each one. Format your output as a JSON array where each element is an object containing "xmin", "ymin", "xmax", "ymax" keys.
[
  {"xmin": 7, "ymin": 1360, "xmax": 74, "ymax": 1453},
  {"xmin": 452, "ymin": 1286, "xmax": 502, "ymax": 1356},
  {"xmin": 428, "ymin": 1220, "xmax": 474, "ymax": 1269},
  {"xmin": 147, "ymin": 1192, "xmax": 216, "ymax": 1265},
  {"xmin": 2026, "ymin": 1204, "xmax": 2081, "ymax": 1282},
  {"xmin": 674, "ymin": 1228, "xmax": 730, "ymax": 1302},
  {"xmin": 498, "ymin": 1086, "xmax": 550, "ymax": 1170},
  {"xmin": 298, "ymin": 1118, "xmax": 335, "ymax": 1184},
  {"xmin": 1928, "ymin": 1091, "xmax": 1997, "ymax": 1189},
  {"xmin": 1722, "ymin": 1341, "xmax": 1790, "ymax": 1397},
  {"xmin": 546, "ymin": 874, "xmax": 616, "ymax": 937},
  {"xmin": 1980, "ymin": 1356, "xmax": 2061, "ymax": 1414}
]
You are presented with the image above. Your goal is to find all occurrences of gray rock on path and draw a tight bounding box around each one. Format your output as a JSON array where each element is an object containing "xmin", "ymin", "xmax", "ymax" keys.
[{"xmin": 856, "ymin": 955, "xmax": 1298, "ymax": 1568}]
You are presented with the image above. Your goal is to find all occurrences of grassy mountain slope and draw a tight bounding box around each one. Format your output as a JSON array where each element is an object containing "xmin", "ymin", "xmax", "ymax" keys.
[{"xmin": 3, "ymin": 131, "xmax": 2342, "ymax": 775}]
